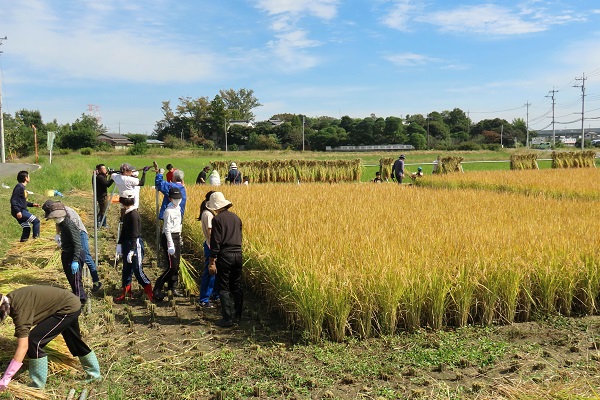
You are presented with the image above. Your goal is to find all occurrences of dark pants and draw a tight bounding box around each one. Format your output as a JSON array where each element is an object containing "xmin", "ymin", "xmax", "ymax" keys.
[
  {"xmin": 97, "ymin": 195, "xmax": 108, "ymax": 227},
  {"xmin": 27, "ymin": 308, "xmax": 91, "ymax": 359},
  {"xmin": 155, "ymin": 233, "xmax": 181, "ymax": 292},
  {"xmin": 15, "ymin": 210, "xmax": 40, "ymax": 242},
  {"xmin": 216, "ymin": 252, "xmax": 243, "ymax": 321},
  {"xmin": 121, "ymin": 240, "xmax": 150, "ymax": 287},
  {"xmin": 61, "ymin": 252, "xmax": 87, "ymax": 304}
]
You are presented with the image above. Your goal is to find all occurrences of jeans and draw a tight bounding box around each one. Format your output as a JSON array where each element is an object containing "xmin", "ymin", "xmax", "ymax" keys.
[
  {"xmin": 199, "ymin": 241, "xmax": 218, "ymax": 303},
  {"xmin": 80, "ymin": 231, "xmax": 99, "ymax": 283}
]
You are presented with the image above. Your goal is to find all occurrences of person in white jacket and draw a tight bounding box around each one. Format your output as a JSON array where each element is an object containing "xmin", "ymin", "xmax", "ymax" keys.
[{"xmin": 153, "ymin": 187, "xmax": 183, "ymax": 300}]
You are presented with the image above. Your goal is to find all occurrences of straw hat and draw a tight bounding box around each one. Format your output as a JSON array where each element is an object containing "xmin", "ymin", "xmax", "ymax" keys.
[
  {"xmin": 230, "ymin": 162, "xmax": 237, "ymax": 169},
  {"xmin": 206, "ymin": 192, "xmax": 232, "ymax": 211}
]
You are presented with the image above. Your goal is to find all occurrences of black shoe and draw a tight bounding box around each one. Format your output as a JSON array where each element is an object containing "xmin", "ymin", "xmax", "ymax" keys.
[
  {"xmin": 92, "ymin": 282, "xmax": 103, "ymax": 293},
  {"xmin": 215, "ymin": 319, "xmax": 234, "ymax": 328},
  {"xmin": 153, "ymin": 291, "xmax": 165, "ymax": 301}
]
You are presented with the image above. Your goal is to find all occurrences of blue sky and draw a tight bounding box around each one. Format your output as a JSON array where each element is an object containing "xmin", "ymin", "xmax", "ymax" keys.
[{"xmin": 1, "ymin": 0, "xmax": 600, "ymax": 134}]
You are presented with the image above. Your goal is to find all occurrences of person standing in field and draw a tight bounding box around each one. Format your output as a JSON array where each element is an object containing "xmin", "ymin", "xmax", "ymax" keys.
[
  {"xmin": 226, "ymin": 162, "xmax": 243, "ymax": 185},
  {"xmin": 198, "ymin": 191, "xmax": 217, "ymax": 308},
  {"xmin": 94, "ymin": 164, "xmax": 113, "ymax": 228},
  {"xmin": 10, "ymin": 170, "xmax": 41, "ymax": 242},
  {"xmin": 110, "ymin": 163, "xmax": 150, "ymax": 210},
  {"xmin": 155, "ymin": 167, "xmax": 187, "ymax": 221},
  {"xmin": 0, "ymin": 286, "xmax": 101, "ymax": 390},
  {"xmin": 42, "ymin": 200, "xmax": 103, "ymax": 293},
  {"xmin": 45, "ymin": 205, "xmax": 87, "ymax": 304},
  {"xmin": 115, "ymin": 190, "xmax": 153, "ymax": 302},
  {"xmin": 153, "ymin": 187, "xmax": 184, "ymax": 300},
  {"xmin": 196, "ymin": 165, "xmax": 211, "ymax": 185},
  {"xmin": 165, "ymin": 164, "xmax": 176, "ymax": 183},
  {"xmin": 207, "ymin": 192, "xmax": 243, "ymax": 327},
  {"xmin": 391, "ymin": 154, "xmax": 406, "ymax": 184}
]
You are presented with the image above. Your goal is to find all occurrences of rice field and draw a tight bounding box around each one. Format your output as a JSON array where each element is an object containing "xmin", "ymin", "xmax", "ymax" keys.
[
  {"xmin": 416, "ymin": 168, "xmax": 600, "ymax": 200},
  {"xmin": 139, "ymin": 170, "xmax": 600, "ymax": 341}
]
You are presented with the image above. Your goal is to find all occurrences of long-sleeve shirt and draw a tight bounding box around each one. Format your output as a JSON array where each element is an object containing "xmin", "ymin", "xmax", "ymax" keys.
[
  {"xmin": 10, "ymin": 183, "xmax": 33, "ymax": 217},
  {"xmin": 210, "ymin": 209, "xmax": 242, "ymax": 258},
  {"xmin": 94, "ymin": 173, "xmax": 113, "ymax": 201},
  {"xmin": 9, "ymin": 285, "xmax": 81, "ymax": 338},
  {"xmin": 162, "ymin": 203, "xmax": 182, "ymax": 248},
  {"xmin": 64, "ymin": 205, "xmax": 87, "ymax": 234},
  {"xmin": 226, "ymin": 168, "xmax": 242, "ymax": 184},
  {"xmin": 392, "ymin": 159, "xmax": 405, "ymax": 177},
  {"xmin": 155, "ymin": 173, "xmax": 187, "ymax": 220},
  {"xmin": 59, "ymin": 218, "xmax": 82, "ymax": 260},
  {"xmin": 118, "ymin": 208, "xmax": 142, "ymax": 250}
]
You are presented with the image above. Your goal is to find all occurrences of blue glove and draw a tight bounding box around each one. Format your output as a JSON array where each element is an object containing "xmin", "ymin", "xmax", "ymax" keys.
[{"xmin": 70, "ymin": 261, "xmax": 80, "ymax": 274}]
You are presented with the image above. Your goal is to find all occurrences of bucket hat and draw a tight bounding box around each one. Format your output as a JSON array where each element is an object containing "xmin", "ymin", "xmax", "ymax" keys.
[
  {"xmin": 206, "ymin": 192, "xmax": 232, "ymax": 211},
  {"xmin": 46, "ymin": 208, "xmax": 67, "ymax": 220}
]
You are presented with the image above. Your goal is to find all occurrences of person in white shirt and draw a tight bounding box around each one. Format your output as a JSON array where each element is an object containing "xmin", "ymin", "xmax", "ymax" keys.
[
  {"xmin": 110, "ymin": 163, "xmax": 149, "ymax": 209},
  {"xmin": 153, "ymin": 187, "xmax": 184, "ymax": 300}
]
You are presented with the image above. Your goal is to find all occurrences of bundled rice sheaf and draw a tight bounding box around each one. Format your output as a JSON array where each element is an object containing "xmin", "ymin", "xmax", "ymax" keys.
[
  {"xmin": 433, "ymin": 156, "xmax": 464, "ymax": 174},
  {"xmin": 510, "ymin": 154, "xmax": 539, "ymax": 170},
  {"xmin": 551, "ymin": 151, "xmax": 596, "ymax": 169}
]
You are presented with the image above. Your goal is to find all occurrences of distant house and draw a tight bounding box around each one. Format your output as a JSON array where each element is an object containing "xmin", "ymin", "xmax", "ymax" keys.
[
  {"xmin": 146, "ymin": 139, "xmax": 165, "ymax": 147},
  {"xmin": 228, "ymin": 120, "xmax": 255, "ymax": 128},
  {"xmin": 267, "ymin": 119, "xmax": 284, "ymax": 126},
  {"xmin": 97, "ymin": 133, "xmax": 133, "ymax": 150}
]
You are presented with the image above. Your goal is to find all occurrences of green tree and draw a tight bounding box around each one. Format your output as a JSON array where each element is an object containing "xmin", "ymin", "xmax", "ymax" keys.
[
  {"xmin": 219, "ymin": 88, "xmax": 262, "ymax": 121},
  {"xmin": 57, "ymin": 114, "xmax": 103, "ymax": 150},
  {"xmin": 308, "ymin": 126, "xmax": 348, "ymax": 151},
  {"xmin": 247, "ymin": 133, "xmax": 281, "ymax": 150}
]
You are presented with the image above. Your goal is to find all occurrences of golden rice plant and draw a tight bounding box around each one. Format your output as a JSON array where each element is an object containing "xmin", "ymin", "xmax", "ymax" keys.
[
  {"xmin": 433, "ymin": 156, "xmax": 464, "ymax": 174},
  {"xmin": 138, "ymin": 179, "xmax": 600, "ymax": 340},
  {"xmin": 417, "ymin": 168, "xmax": 600, "ymax": 201}
]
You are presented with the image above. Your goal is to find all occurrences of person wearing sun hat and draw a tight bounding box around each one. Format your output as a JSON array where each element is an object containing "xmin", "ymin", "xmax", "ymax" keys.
[
  {"xmin": 0, "ymin": 286, "xmax": 101, "ymax": 390},
  {"xmin": 206, "ymin": 191, "xmax": 243, "ymax": 327},
  {"xmin": 391, "ymin": 154, "xmax": 406, "ymax": 184},
  {"xmin": 46, "ymin": 204, "xmax": 87, "ymax": 304},
  {"xmin": 226, "ymin": 162, "xmax": 243, "ymax": 185}
]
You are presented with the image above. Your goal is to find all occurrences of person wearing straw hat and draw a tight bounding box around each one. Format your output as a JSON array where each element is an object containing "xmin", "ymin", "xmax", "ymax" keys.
[
  {"xmin": 197, "ymin": 190, "xmax": 218, "ymax": 308},
  {"xmin": 153, "ymin": 187, "xmax": 184, "ymax": 301},
  {"xmin": 46, "ymin": 205, "xmax": 87, "ymax": 304},
  {"xmin": 0, "ymin": 286, "xmax": 101, "ymax": 390},
  {"xmin": 10, "ymin": 170, "xmax": 41, "ymax": 242},
  {"xmin": 206, "ymin": 192, "xmax": 243, "ymax": 327},
  {"xmin": 42, "ymin": 200, "xmax": 103, "ymax": 293},
  {"xmin": 114, "ymin": 190, "xmax": 153, "ymax": 302}
]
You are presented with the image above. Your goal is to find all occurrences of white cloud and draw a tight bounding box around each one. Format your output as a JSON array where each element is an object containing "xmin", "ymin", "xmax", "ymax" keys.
[
  {"xmin": 384, "ymin": 52, "xmax": 442, "ymax": 67},
  {"xmin": 2, "ymin": 1, "xmax": 217, "ymax": 84},
  {"xmin": 380, "ymin": 0, "xmax": 422, "ymax": 32},
  {"xmin": 252, "ymin": 0, "xmax": 340, "ymax": 70},
  {"xmin": 267, "ymin": 30, "xmax": 321, "ymax": 70},
  {"xmin": 425, "ymin": 4, "xmax": 546, "ymax": 35},
  {"xmin": 254, "ymin": 0, "xmax": 339, "ymax": 20}
]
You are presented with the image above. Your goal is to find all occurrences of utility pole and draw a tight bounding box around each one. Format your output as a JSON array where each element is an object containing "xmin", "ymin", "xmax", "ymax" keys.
[
  {"xmin": 546, "ymin": 89, "xmax": 558, "ymax": 146},
  {"xmin": 574, "ymin": 73, "xmax": 586, "ymax": 150},
  {"xmin": 500, "ymin": 124, "xmax": 503, "ymax": 148},
  {"xmin": 301, "ymin": 115, "xmax": 305, "ymax": 151},
  {"xmin": 525, "ymin": 101, "xmax": 531, "ymax": 148},
  {"xmin": 0, "ymin": 36, "xmax": 7, "ymax": 163}
]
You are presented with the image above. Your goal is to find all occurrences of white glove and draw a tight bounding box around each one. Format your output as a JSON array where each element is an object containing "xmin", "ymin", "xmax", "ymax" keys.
[
  {"xmin": 126, "ymin": 251, "xmax": 134, "ymax": 263},
  {"xmin": 54, "ymin": 234, "xmax": 61, "ymax": 248},
  {"xmin": 116, "ymin": 244, "xmax": 122, "ymax": 256},
  {"xmin": 167, "ymin": 246, "xmax": 175, "ymax": 255}
]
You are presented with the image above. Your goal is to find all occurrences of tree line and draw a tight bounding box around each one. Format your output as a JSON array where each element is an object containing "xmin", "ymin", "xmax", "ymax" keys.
[{"xmin": 1, "ymin": 88, "xmax": 536, "ymax": 157}]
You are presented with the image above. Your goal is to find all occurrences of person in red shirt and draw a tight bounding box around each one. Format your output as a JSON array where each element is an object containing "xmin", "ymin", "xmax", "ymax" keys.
[{"xmin": 165, "ymin": 164, "xmax": 176, "ymax": 183}]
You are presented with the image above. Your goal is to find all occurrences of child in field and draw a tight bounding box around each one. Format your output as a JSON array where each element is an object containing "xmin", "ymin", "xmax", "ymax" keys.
[
  {"xmin": 373, "ymin": 171, "xmax": 383, "ymax": 183},
  {"xmin": 10, "ymin": 170, "xmax": 41, "ymax": 242}
]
